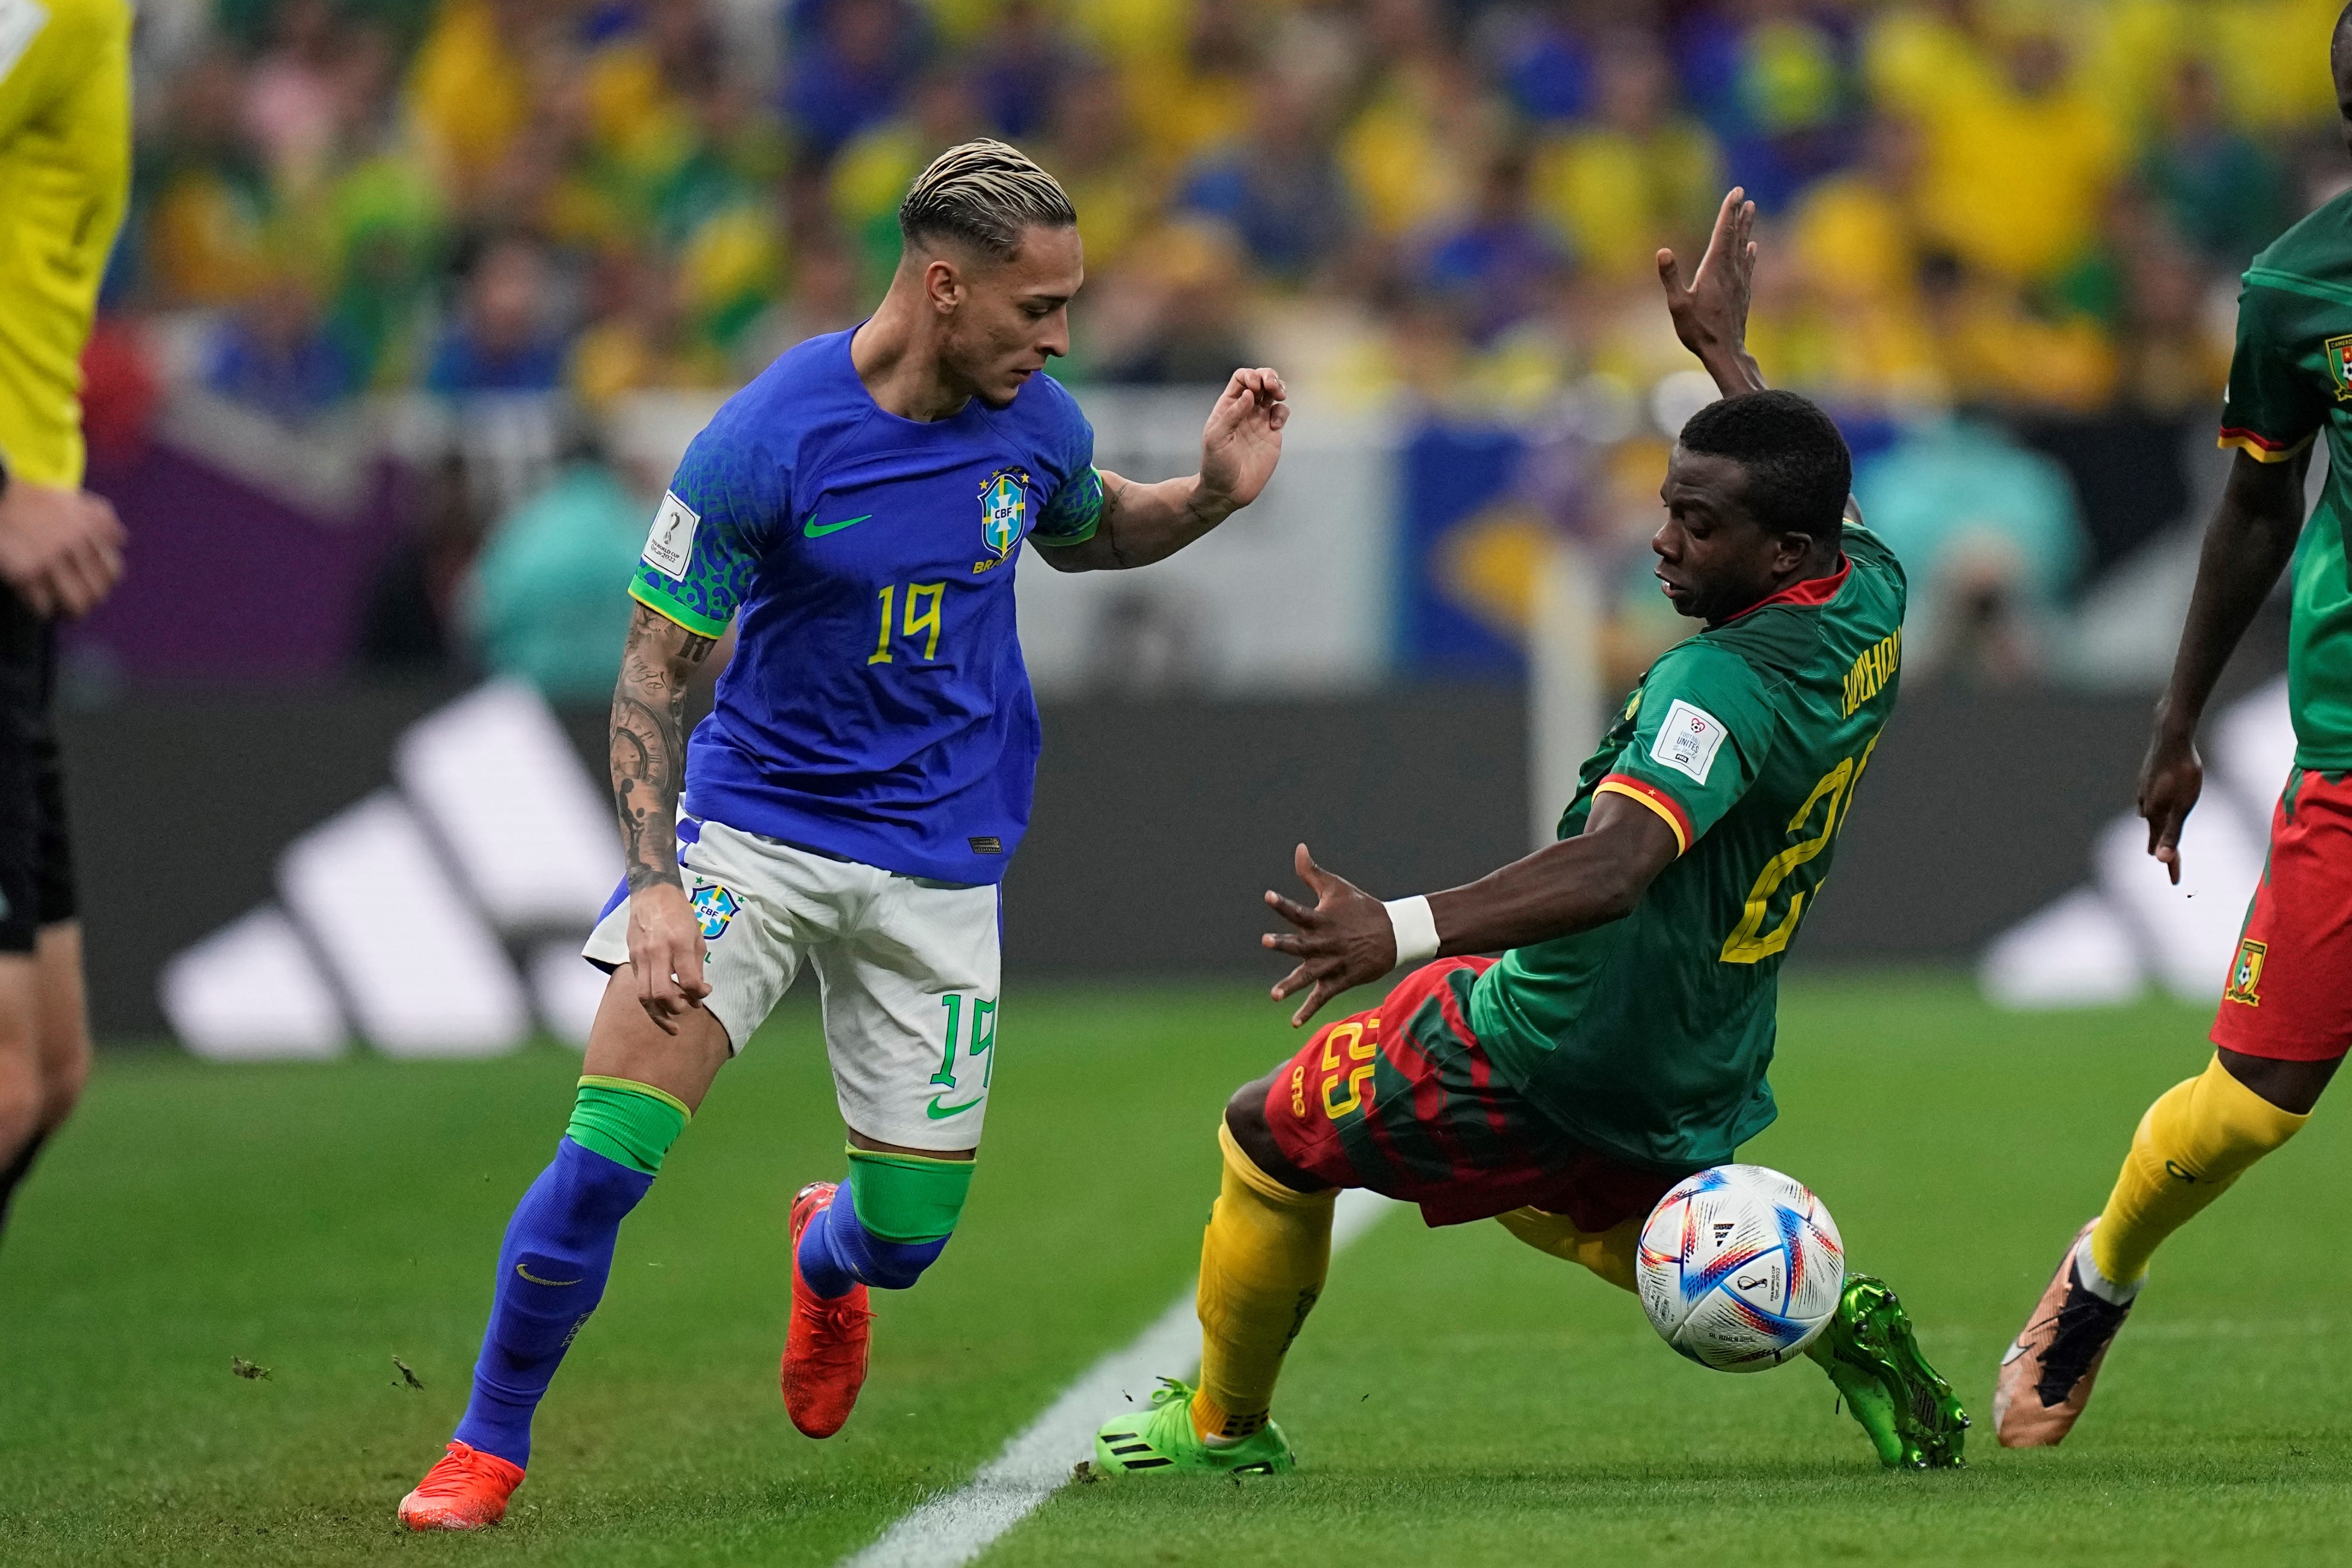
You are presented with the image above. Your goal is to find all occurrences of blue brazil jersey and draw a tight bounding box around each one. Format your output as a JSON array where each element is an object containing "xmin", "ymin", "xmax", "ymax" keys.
[{"xmin": 627, "ymin": 329, "xmax": 1105, "ymax": 885}]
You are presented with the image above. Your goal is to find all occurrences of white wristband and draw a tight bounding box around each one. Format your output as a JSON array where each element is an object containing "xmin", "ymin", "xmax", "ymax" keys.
[{"xmin": 1382, "ymin": 895, "xmax": 1439, "ymax": 967}]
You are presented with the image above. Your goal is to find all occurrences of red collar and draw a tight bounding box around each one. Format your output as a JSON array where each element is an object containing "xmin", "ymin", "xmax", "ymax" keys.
[{"xmin": 1719, "ymin": 555, "xmax": 1851, "ymax": 624}]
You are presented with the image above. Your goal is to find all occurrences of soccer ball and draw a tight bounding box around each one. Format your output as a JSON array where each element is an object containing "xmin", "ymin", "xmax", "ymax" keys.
[{"xmin": 1635, "ymin": 1164, "xmax": 1845, "ymax": 1372}]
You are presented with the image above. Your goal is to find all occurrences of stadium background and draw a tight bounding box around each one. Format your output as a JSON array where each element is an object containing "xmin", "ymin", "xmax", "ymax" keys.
[{"xmin": 67, "ymin": 0, "xmax": 2328, "ymax": 1046}]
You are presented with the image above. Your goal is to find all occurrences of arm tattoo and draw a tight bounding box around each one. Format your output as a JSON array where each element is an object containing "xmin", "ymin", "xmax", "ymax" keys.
[
  {"xmin": 1100, "ymin": 474, "xmax": 1139, "ymax": 569},
  {"xmin": 610, "ymin": 603, "xmax": 717, "ymax": 894}
]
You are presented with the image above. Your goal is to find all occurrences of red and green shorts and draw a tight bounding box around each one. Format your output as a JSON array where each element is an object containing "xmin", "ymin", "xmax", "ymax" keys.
[
  {"xmin": 1260, "ymin": 957, "xmax": 1687, "ymax": 1230},
  {"xmin": 2211, "ymin": 767, "xmax": 2352, "ymax": 1062}
]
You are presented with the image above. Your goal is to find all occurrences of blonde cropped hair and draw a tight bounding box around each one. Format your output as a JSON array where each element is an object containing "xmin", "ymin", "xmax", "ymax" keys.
[{"xmin": 898, "ymin": 139, "xmax": 1077, "ymax": 259}]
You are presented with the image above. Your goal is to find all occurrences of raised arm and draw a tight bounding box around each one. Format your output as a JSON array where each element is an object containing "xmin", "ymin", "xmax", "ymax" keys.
[
  {"xmin": 610, "ymin": 602, "xmax": 720, "ymax": 1031},
  {"xmin": 1259, "ymin": 795, "xmax": 1681, "ymax": 1025},
  {"xmin": 2139, "ymin": 449, "xmax": 2309, "ymax": 882},
  {"xmin": 1658, "ymin": 188, "xmax": 1765, "ymax": 399},
  {"xmin": 1034, "ymin": 367, "xmax": 1289, "ymax": 572}
]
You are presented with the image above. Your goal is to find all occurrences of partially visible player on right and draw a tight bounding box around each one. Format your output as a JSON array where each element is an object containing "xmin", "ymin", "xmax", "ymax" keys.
[{"xmin": 1994, "ymin": 1, "xmax": 2352, "ymax": 1450}]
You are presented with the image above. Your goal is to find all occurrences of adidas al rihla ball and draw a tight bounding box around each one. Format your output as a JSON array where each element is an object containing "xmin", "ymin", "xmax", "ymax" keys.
[{"xmin": 1635, "ymin": 1164, "xmax": 1845, "ymax": 1371}]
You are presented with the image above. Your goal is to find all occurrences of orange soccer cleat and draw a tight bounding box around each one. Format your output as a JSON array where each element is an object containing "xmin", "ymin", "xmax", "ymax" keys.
[
  {"xmin": 397, "ymin": 1440, "xmax": 524, "ymax": 1531},
  {"xmin": 1995, "ymin": 1218, "xmax": 2133, "ymax": 1447},
  {"xmin": 782, "ymin": 1181, "xmax": 874, "ymax": 1438}
]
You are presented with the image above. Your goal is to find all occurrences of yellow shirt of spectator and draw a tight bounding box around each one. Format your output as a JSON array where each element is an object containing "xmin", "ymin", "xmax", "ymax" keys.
[
  {"xmin": 0, "ymin": 0, "xmax": 130, "ymax": 490},
  {"xmin": 1343, "ymin": 77, "xmax": 1476, "ymax": 242},
  {"xmin": 1532, "ymin": 120, "xmax": 1720, "ymax": 282},
  {"xmin": 405, "ymin": 0, "xmax": 530, "ymax": 197},
  {"xmin": 1909, "ymin": 60, "xmax": 2122, "ymax": 284}
]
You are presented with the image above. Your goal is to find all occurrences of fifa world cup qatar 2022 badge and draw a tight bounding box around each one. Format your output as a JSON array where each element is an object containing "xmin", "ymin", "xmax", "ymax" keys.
[
  {"xmin": 689, "ymin": 881, "xmax": 740, "ymax": 942},
  {"xmin": 974, "ymin": 468, "xmax": 1029, "ymax": 574}
]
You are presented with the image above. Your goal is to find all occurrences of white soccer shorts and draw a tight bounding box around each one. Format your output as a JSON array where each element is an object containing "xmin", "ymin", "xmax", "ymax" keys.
[{"xmin": 582, "ymin": 819, "xmax": 1001, "ymax": 1151}]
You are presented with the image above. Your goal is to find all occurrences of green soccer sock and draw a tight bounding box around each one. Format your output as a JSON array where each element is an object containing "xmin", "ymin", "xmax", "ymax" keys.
[
  {"xmin": 844, "ymin": 1146, "xmax": 975, "ymax": 1241},
  {"xmin": 798, "ymin": 1147, "xmax": 975, "ymax": 1296},
  {"xmin": 565, "ymin": 1077, "xmax": 691, "ymax": 1174}
]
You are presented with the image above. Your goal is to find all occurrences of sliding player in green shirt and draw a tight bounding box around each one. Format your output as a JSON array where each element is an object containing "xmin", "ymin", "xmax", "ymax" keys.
[{"xmin": 1089, "ymin": 192, "xmax": 1966, "ymax": 1478}]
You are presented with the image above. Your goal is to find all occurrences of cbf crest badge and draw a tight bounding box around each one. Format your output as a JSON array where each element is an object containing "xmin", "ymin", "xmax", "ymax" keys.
[
  {"xmin": 690, "ymin": 882, "xmax": 740, "ymax": 942},
  {"xmin": 2327, "ymin": 335, "xmax": 2352, "ymax": 402},
  {"xmin": 975, "ymin": 468, "xmax": 1029, "ymax": 573},
  {"xmin": 2223, "ymin": 937, "xmax": 2267, "ymax": 1006}
]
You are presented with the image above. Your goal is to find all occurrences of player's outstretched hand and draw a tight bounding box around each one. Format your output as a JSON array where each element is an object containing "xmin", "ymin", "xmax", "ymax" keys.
[
  {"xmin": 1657, "ymin": 187, "xmax": 1757, "ymax": 373},
  {"xmin": 0, "ymin": 479, "xmax": 126, "ymax": 618},
  {"xmin": 1197, "ymin": 367, "xmax": 1289, "ymax": 514},
  {"xmin": 627, "ymin": 881, "xmax": 713, "ymax": 1033},
  {"xmin": 2138, "ymin": 724, "xmax": 2205, "ymax": 885},
  {"xmin": 1262, "ymin": 843, "xmax": 1396, "ymax": 1028}
]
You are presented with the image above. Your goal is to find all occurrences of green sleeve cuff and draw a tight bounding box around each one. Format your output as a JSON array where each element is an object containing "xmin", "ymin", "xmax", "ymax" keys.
[
  {"xmin": 1032, "ymin": 466, "xmax": 1104, "ymax": 546},
  {"xmin": 629, "ymin": 576, "xmax": 731, "ymax": 638},
  {"xmin": 1030, "ymin": 517, "xmax": 1098, "ymax": 546}
]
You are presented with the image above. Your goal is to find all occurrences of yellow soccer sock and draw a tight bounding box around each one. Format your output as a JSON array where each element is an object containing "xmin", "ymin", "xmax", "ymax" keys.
[
  {"xmin": 1190, "ymin": 1120, "xmax": 1335, "ymax": 1444},
  {"xmin": 1494, "ymin": 1206, "xmax": 1642, "ymax": 1294},
  {"xmin": 2089, "ymin": 1055, "xmax": 2309, "ymax": 1292}
]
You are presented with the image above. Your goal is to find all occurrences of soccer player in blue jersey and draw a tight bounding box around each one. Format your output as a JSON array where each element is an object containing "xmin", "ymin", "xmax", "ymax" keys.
[{"xmin": 398, "ymin": 140, "xmax": 1290, "ymax": 1530}]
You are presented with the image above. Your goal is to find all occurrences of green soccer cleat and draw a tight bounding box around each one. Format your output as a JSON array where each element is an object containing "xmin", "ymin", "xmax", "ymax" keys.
[
  {"xmin": 1805, "ymin": 1274, "xmax": 1969, "ymax": 1470},
  {"xmin": 1090, "ymin": 1378, "xmax": 1297, "ymax": 1478}
]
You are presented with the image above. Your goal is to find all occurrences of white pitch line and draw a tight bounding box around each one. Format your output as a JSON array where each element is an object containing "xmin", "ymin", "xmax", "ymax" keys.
[{"xmin": 839, "ymin": 1189, "xmax": 1396, "ymax": 1568}]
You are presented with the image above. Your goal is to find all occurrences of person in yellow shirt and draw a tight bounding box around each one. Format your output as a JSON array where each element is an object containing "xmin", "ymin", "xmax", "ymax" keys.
[
  {"xmin": 1037, "ymin": 63, "xmax": 1153, "ymax": 273},
  {"xmin": 1903, "ymin": 25, "xmax": 2123, "ymax": 284},
  {"xmin": 402, "ymin": 0, "xmax": 534, "ymax": 201},
  {"xmin": 567, "ymin": 251, "xmax": 732, "ymax": 409},
  {"xmin": 1532, "ymin": 34, "xmax": 1722, "ymax": 281},
  {"xmin": 0, "ymin": 0, "xmax": 133, "ymax": 1250},
  {"xmin": 1777, "ymin": 117, "xmax": 1947, "ymax": 409},
  {"xmin": 1121, "ymin": 0, "xmax": 1259, "ymax": 175}
]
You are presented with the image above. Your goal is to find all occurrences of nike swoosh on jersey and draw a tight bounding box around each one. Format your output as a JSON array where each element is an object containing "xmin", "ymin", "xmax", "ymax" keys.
[
  {"xmin": 925, "ymin": 1092, "xmax": 985, "ymax": 1120},
  {"xmin": 803, "ymin": 513, "xmax": 874, "ymax": 537},
  {"xmin": 515, "ymin": 1263, "xmax": 584, "ymax": 1287}
]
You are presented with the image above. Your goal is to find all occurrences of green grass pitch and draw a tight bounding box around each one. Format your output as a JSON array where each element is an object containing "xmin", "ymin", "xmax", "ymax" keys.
[{"xmin": 5, "ymin": 975, "xmax": 2350, "ymax": 1565}]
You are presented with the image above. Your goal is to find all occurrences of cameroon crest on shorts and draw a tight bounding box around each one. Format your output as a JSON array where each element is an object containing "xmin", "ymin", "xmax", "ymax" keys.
[
  {"xmin": 2223, "ymin": 937, "xmax": 2266, "ymax": 1006},
  {"xmin": 979, "ymin": 468, "xmax": 1029, "ymax": 562}
]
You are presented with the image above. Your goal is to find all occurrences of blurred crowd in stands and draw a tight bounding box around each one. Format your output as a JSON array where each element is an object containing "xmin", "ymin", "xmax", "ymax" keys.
[{"xmin": 86, "ymin": 0, "xmax": 2352, "ymax": 691}]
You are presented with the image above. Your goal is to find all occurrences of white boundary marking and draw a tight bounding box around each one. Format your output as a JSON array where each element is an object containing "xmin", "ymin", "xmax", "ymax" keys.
[{"xmin": 839, "ymin": 1189, "xmax": 1396, "ymax": 1568}]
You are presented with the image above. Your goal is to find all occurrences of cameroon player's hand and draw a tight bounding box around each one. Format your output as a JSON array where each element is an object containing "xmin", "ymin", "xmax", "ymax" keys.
[
  {"xmin": 0, "ymin": 478, "xmax": 125, "ymax": 618},
  {"xmin": 1262, "ymin": 843, "xmax": 1394, "ymax": 1028},
  {"xmin": 627, "ymin": 880, "xmax": 712, "ymax": 1033},
  {"xmin": 1657, "ymin": 187, "xmax": 1764, "ymax": 398},
  {"xmin": 2138, "ymin": 722, "xmax": 2205, "ymax": 885}
]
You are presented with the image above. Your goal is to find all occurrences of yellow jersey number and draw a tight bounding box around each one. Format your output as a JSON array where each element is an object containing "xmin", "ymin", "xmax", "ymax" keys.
[
  {"xmin": 1720, "ymin": 732, "xmax": 1880, "ymax": 964},
  {"xmin": 1319, "ymin": 1016, "xmax": 1379, "ymax": 1120},
  {"xmin": 869, "ymin": 582, "xmax": 946, "ymax": 664}
]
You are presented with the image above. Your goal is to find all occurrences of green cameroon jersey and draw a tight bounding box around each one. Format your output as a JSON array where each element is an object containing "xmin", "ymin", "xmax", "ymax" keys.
[
  {"xmin": 1469, "ymin": 526, "xmax": 1908, "ymax": 1170},
  {"xmin": 2220, "ymin": 189, "xmax": 2352, "ymax": 769}
]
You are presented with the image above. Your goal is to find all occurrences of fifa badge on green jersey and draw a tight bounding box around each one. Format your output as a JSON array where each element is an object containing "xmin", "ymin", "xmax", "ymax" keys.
[
  {"xmin": 976, "ymin": 469, "xmax": 1029, "ymax": 571},
  {"xmin": 689, "ymin": 882, "xmax": 740, "ymax": 941},
  {"xmin": 2223, "ymin": 938, "xmax": 2267, "ymax": 1006},
  {"xmin": 2327, "ymin": 335, "xmax": 2352, "ymax": 401}
]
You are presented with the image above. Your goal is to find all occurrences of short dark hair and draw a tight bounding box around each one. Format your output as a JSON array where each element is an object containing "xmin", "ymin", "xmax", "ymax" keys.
[
  {"xmin": 899, "ymin": 139, "xmax": 1077, "ymax": 260},
  {"xmin": 1676, "ymin": 389, "xmax": 1851, "ymax": 542}
]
